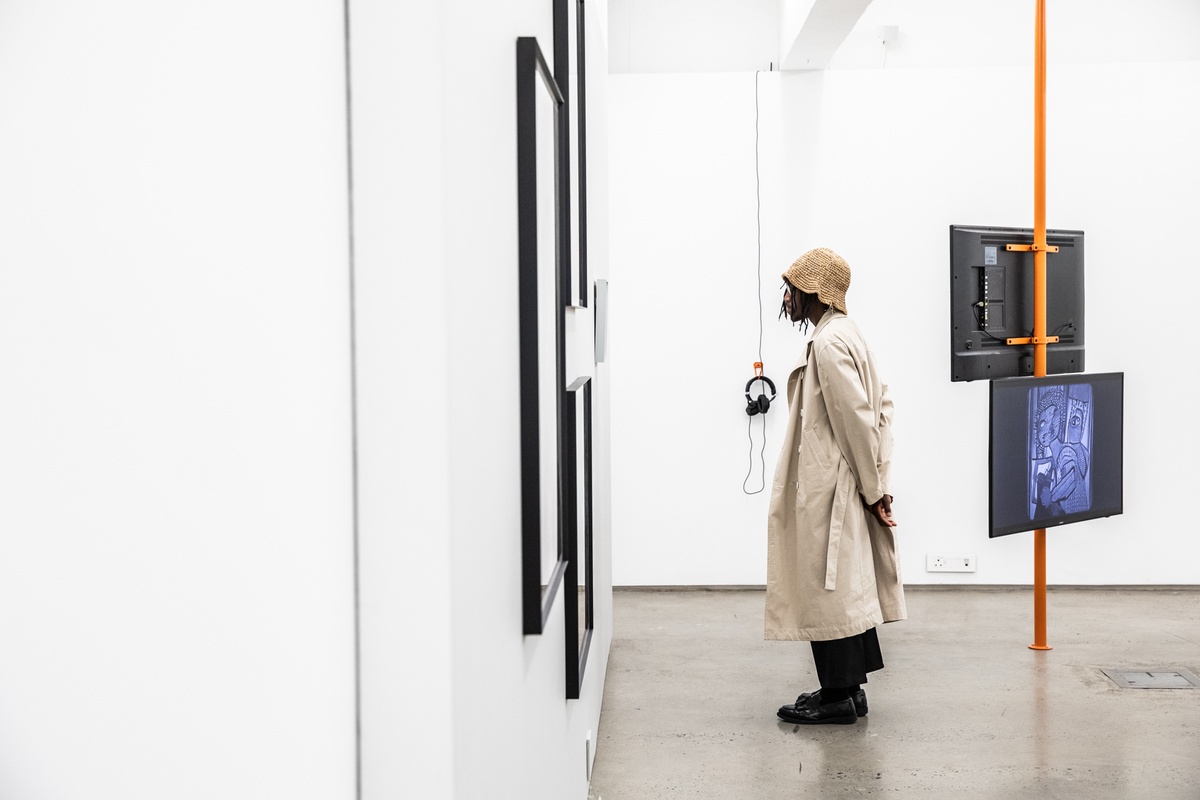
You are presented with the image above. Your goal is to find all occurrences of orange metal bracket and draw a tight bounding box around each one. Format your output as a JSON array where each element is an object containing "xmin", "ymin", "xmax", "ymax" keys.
[
  {"xmin": 753, "ymin": 361, "xmax": 763, "ymax": 378},
  {"xmin": 1006, "ymin": 243, "xmax": 1060, "ymax": 253},
  {"xmin": 1006, "ymin": 335, "xmax": 1060, "ymax": 345}
]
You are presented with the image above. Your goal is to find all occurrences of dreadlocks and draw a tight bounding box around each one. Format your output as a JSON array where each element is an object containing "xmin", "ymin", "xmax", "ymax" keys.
[{"xmin": 780, "ymin": 281, "xmax": 818, "ymax": 335}]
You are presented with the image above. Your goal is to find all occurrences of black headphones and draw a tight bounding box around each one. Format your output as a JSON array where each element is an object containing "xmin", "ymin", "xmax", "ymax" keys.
[{"xmin": 745, "ymin": 374, "xmax": 777, "ymax": 416}]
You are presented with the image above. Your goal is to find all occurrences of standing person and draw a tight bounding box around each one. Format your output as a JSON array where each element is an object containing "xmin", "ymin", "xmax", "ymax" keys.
[{"xmin": 765, "ymin": 247, "xmax": 906, "ymax": 725}]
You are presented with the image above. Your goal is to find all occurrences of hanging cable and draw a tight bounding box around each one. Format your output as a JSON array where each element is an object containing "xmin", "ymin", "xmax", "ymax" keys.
[
  {"xmin": 755, "ymin": 69, "xmax": 763, "ymax": 365},
  {"xmin": 742, "ymin": 414, "xmax": 767, "ymax": 494},
  {"xmin": 743, "ymin": 69, "xmax": 767, "ymax": 496}
]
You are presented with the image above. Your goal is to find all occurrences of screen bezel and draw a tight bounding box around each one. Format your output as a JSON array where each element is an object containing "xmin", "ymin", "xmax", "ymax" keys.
[{"xmin": 989, "ymin": 371, "xmax": 1123, "ymax": 538}]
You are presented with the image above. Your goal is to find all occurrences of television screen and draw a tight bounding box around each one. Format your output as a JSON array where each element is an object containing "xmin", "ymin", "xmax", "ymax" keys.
[
  {"xmin": 989, "ymin": 372, "xmax": 1123, "ymax": 538},
  {"xmin": 950, "ymin": 224, "xmax": 1085, "ymax": 382}
]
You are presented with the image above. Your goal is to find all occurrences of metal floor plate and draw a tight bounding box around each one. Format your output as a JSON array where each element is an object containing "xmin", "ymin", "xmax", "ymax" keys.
[{"xmin": 1101, "ymin": 667, "xmax": 1200, "ymax": 689}]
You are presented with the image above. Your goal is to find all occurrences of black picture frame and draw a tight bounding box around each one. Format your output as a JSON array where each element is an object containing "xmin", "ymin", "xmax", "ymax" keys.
[
  {"xmin": 554, "ymin": 0, "xmax": 588, "ymax": 308},
  {"xmin": 518, "ymin": 36, "xmax": 570, "ymax": 635},
  {"xmin": 564, "ymin": 376, "xmax": 594, "ymax": 698}
]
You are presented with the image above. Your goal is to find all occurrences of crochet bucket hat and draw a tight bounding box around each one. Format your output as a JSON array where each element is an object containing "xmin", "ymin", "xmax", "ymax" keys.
[{"xmin": 782, "ymin": 247, "xmax": 850, "ymax": 314}]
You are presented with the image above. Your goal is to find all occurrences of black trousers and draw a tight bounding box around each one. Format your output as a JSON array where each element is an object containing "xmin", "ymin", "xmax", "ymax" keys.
[{"xmin": 810, "ymin": 627, "xmax": 884, "ymax": 688}]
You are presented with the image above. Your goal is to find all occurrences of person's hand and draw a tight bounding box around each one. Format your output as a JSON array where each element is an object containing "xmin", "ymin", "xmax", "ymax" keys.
[{"xmin": 868, "ymin": 494, "xmax": 897, "ymax": 527}]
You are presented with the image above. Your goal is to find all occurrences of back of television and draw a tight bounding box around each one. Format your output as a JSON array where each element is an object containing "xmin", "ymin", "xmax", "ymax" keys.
[{"xmin": 949, "ymin": 224, "xmax": 1085, "ymax": 382}]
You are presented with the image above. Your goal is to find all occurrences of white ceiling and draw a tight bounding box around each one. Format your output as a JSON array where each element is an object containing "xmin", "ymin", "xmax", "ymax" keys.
[{"xmin": 607, "ymin": 0, "xmax": 1200, "ymax": 73}]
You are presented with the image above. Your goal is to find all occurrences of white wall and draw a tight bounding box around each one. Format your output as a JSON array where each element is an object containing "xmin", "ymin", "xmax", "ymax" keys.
[
  {"xmin": 608, "ymin": 0, "xmax": 778, "ymax": 73},
  {"xmin": 828, "ymin": 0, "xmax": 1200, "ymax": 70},
  {"xmin": 0, "ymin": 2, "xmax": 614, "ymax": 798},
  {"xmin": 364, "ymin": 2, "xmax": 614, "ymax": 799},
  {"xmin": 351, "ymin": 1, "xmax": 455, "ymax": 797},
  {"xmin": 0, "ymin": 2, "xmax": 357, "ymax": 798},
  {"xmin": 609, "ymin": 15, "xmax": 1200, "ymax": 586},
  {"xmin": 446, "ymin": 1, "xmax": 614, "ymax": 794}
]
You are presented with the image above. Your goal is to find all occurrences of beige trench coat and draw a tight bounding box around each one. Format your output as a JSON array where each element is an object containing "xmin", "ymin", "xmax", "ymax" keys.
[{"xmin": 765, "ymin": 310, "xmax": 906, "ymax": 641}]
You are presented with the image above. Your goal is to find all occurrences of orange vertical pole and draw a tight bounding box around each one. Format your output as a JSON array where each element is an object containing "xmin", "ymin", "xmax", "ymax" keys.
[
  {"xmin": 1030, "ymin": 0, "xmax": 1052, "ymax": 652},
  {"xmin": 1033, "ymin": 0, "xmax": 1048, "ymax": 374}
]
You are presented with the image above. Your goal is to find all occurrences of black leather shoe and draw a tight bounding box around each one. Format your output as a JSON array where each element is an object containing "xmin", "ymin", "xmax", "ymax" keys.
[
  {"xmin": 792, "ymin": 688, "xmax": 868, "ymax": 717},
  {"xmin": 776, "ymin": 692, "xmax": 857, "ymax": 725}
]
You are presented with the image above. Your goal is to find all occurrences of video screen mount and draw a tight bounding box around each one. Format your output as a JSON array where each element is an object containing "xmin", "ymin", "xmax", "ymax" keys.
[{"xmin": 950, "ymin": 224, "xmax": 1085, "ymax": 382}]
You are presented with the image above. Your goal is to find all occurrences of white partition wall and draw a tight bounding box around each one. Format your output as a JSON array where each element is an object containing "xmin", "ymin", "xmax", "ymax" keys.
[
  {"xmin": 1, "ymin": 1, "xmax": 611, "ymax": 797},
  {"xmin": 0, "ymin": 3, "xmax": 357, "ymax": 798},
  {"xmin": 356, "ymin": 1, "xmax": 613, "ymax": 798}
]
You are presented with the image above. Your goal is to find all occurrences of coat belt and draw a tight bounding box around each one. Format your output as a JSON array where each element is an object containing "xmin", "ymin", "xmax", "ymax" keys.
[{"xmin": 825, "ymin": 459, "xmax": 854, "ymax": 591}]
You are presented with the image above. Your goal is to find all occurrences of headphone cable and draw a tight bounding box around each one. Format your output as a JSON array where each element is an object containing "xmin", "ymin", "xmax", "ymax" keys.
[
  {"xmin": 742, "ymin": 413, "xmax": 767, "ymax": 494},
  {"xmin": 755, "ymin": 69, "xmax": 763, "ymax": 364},
  {"xmin": 744, "ymin": 69, "xmax": 767, "ymax": 496}
]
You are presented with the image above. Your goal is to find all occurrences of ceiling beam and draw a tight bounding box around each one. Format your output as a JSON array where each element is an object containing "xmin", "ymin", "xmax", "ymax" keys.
[{"xmin": 780, "ymin": 0, "xmax": 874, "ymax": 71}]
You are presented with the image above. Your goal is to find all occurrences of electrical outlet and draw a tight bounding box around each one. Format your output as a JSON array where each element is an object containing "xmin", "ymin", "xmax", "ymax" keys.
[{"xmin": 926, "ymin": 554, "xmax": 976, "ymax": 572}]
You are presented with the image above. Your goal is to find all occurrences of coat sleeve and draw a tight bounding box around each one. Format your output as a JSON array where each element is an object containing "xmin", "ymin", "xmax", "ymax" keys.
[{"xmin": 815, "ymin": 340, "xmax": 886, "ymax": 505}]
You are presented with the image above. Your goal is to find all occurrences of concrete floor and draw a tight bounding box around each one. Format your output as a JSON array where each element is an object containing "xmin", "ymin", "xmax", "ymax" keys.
[{"xmin": 589, "ymin": 588, "xmax": 1200, "ymax": 799}]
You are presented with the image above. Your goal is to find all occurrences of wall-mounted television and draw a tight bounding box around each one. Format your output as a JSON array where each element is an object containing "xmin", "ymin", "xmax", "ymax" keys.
[
  {"xmin": 950, "ymin": 224, "xmax": 1085, "ymax": 382},
  {"xmin": 989, "ymin": 372, "xmax": 1123, "ymax": 538}
]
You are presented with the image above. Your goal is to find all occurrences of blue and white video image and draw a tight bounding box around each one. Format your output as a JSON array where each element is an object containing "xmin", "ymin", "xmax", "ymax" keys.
[{"xmin": 1028, "ymin": 383, "xmax": 1093, "ymax": 521}]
